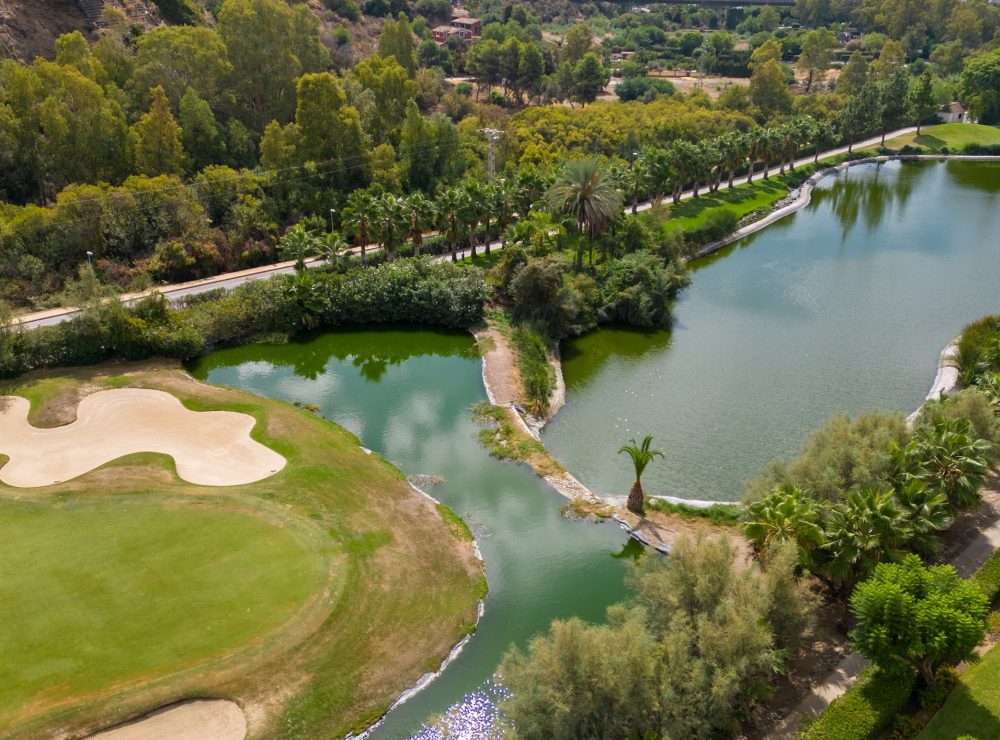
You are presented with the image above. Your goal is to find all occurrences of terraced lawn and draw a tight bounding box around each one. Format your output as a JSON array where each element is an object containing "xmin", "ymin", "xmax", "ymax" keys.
[
  {"xmin": 884, "ymin": 123, "xmax": 1000, "ymax": 151},
  {"xmin": 0, "ymin": 363, "xmax": 483, "ymax": 738}
]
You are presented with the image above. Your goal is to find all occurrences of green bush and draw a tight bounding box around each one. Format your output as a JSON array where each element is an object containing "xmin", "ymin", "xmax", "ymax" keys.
[
  {"xmin": 682, "ymin": 209, "xmax": 739, "ymax": 250},
  {"xmin": 801, "ymin": 667, "xmax": 916, "ymax": 740},
  {"xmin": 962, "ymin": 143, "xmax": 1000, "ymax": 156},
  {"xmin": 152, "ymin": 0, "xmax": 203, "ymax": 24},
  {"xmin": 918, "ymin": 666, "xmax": 960, "ymax": 711},
  {"xmin": 957, "ymin": 315, "xmax": 1000, "ymax": 384},
  {"xmin": 973, "ymin": 548, "xmax": 1000, "ymax": 603},
  {"xmin": 0, "ymin": 259, "xmax": 487, "ymax": 378},
  {"xmin": 511, "ymin": 323, "xmax": 554, "ymax": 416}
]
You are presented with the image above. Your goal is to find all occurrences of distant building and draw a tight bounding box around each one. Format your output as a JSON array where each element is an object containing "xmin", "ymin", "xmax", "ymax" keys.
[
  {"xmin": 433, "ymin": 8, "xmax": 482, "ymax": 45},
  {"xmin": 937, "ymin": 101, "xmax": 967, "ymax": 124}
]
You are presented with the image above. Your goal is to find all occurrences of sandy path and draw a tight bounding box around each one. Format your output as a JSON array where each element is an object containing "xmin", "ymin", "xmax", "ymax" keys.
[
  {"xmin": 89, "ymin": 700, "xmax": 246, "ymax": 740},
  {"xmin": 0, "ymin": 388, "xmax": 285, "ymax": 487}
]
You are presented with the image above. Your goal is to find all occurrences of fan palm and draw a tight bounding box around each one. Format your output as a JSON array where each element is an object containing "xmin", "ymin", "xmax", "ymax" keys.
[
  {"xmin": 743, "ymin": 484, "xmax": 824, "ymax": 563},
  {"xmin": 373, "ymin": 194, "xmax": 408, "ymax": 261},
  {"xmin": 719, "ymin": 132, "xmax": 748, "ymax": 190},
  {"xmin": 342, "ymin": 190, "xmax": 376, "ymax": 266},
  {"xmin": 278, "ymin": 223, "xmax": 318, "ymax": 273},
  {"xmin": 546, "ymin": 158, "xmax": 624, "ymax": 270},
  {"xmin": 618, "ymin": 435, "xmax": 663, "ymax": 515},
  {"xmin": 436, "ymin": 187, "xmax": 469, "ymax": 263},
  {"xmin": 898, "ymin": 418, "xmax": 991, "ymax": 513},
  {"xmin": 403, "ymin": 192, "xmax": 436, "ymax": 258},
  {"xmin": 315, "ymin": 231, "xmax": 348, "ymax": 269},
  {"xmin": 894, "ymin": 480, "xmax": 952, "ymax": 555}
]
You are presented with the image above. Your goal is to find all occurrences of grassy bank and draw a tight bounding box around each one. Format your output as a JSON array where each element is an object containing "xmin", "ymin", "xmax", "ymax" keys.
[
  {"xmin": 0, "ymin": 363, "xmax": 483, "ymax": 738},
  {"xmin": 884, "ymin": 123, "xmax": 1000, "ymax": 151}
]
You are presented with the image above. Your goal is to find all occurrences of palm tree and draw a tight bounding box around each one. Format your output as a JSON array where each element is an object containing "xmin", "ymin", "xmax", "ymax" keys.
[
  {"xmin": 813, "ymin": 120, "xmax": 837, "ymax": 164},
  {"xmin": 461, "ymin": 180, "xmax": 488, "ymax": 259},
  {"xmin": 759, "ymin": 128, "xmax": 780, "ymax": 180},
  {"xmin": 315, "ymin": 230, "xmax": 348, "ymax": 269},
  {"xmin": 436, "ymin": 187, "xmax": 469, "ymax": 262},
  {"xmin": 643, "ymin": 146, "xmax": 674, "ymax": 206},
  {"xmin": 747, "ymin": 127, "xmax": 763, "ymax": 184},
  {"xmin": 820, "ymin": 488, "xmax": 912, "ymax": 591},
  {"xmin": 667, "ymin": 140, "xmax": 699, "ymax": 203},
  {"xmin": 403, "ymin": 192, "xmax": 436, "ymax": 258},
  {"xmin": 278, "ymin": 223, "xmax": 318, "ymax": 272},
  {"xmin": 492, "ymin": 178, "xmax": 517, "ymax": 249},
  {"xmin": 546, "ymin": 158, "xmax": 624, "ymax": 270},
  {"xmin": 618, "ymin": 435, "xmax": 663, "ymax": 515},
  {"xmin": 897, "ymin": 418, "xmax": 992, "ymax": 513},
  {"xmin": 894, "ymin": 480, "xmax": 952, "ymax": 555},
  {"xmin": 743, "ymin": 485, "xmax": 824, "ymax": 563},
  {"xmin": 719, "ymin": 132, "xmax": 748, "ymax": 190},
  {"xmin": 373, "ymin": 194, "xmax": 407, "ymax": 261},
  {"xmin": 342, "ymin": 190, "xmax": 376, "ymax": 266}
]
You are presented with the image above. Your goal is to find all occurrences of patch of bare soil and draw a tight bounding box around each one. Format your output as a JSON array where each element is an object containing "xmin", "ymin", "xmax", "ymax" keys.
[
  {"xmin": 89, "ymin": 699, "xmax": 246, "ymax": 740},
  {"xmin": 0, "ymin": 0, "xmax": 91, "ymax": 60},
  {"xmin": 474, "ymin": 324, "xmax": 522, "ymax": 407},
  {"xmin": 648, "ymin": 71, "xmax": 749, "ymax": 100},
  {"xmin": 748, "ymin": 599, "xmax": 853, "ymax": 738}
]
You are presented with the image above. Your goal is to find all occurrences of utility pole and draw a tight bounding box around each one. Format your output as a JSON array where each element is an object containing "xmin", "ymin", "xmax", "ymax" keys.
[{"xmin": 480, "ymin": 128, "xmax": 503, "ymax": 182}]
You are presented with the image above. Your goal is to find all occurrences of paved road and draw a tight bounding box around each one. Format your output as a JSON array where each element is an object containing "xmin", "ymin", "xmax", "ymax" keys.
[{"xmin": 14, "ymin": 128, "xmax": 917, "ymax": 331}]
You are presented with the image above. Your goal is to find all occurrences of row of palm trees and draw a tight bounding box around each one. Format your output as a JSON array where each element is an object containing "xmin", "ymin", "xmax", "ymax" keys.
[
  {"xmin": 622, "ymin": 115, "xmax": 837, "ymax": 209},
  {"xmin": 282, "ymin": 114, "xmax": 842, "ymax": 271}
]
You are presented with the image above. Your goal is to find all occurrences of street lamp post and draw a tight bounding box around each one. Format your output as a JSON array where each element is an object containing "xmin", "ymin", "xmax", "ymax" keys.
[
  {"xmin": 86, "ymin": 250, "xmax": 93, "ymax": 268},
  {"xmin": 329, "ymin": 208, "xmax": 336, "ymax": 234}
]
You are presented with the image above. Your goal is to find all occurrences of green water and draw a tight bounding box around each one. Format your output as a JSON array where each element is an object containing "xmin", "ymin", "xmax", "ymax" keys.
[
  {"xmin": 545, "ymin": 159, "xmax": 1000, "ymax": 502},
  {"xmin": 190, "ymin": 159, "xmax": 1000, "ymax": 736},
  {"xmin": 188, "ymin": 327, "xmax": 630, "ymax": 738}
]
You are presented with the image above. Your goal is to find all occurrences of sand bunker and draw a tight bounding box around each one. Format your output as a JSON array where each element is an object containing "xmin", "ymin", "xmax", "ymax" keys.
[
  {"xmin": 90, "ymin": 699, "xmax": 246, "ymax": 740},
  {"xmin": 0, "ymin": 388, "xmax": 285, "ymax": 488}
]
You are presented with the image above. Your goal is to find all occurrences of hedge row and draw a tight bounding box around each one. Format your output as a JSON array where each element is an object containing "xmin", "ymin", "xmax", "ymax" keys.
[
  {"xmin": 1, "ymin": 259, "xmax": 487, "ymax": 378},
  {"xmin": 800, "ymin": 667, "xmax": 916, "ymax": 740},
  {"xmin": 973, "ymin": 548, "xmax": 1000, "ymax": 603}
]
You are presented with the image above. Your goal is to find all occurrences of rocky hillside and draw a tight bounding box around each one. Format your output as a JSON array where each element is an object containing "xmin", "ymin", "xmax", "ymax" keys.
[{"xmin": 0, "ymin": 0, "xmax": 168, "ymax": 60}]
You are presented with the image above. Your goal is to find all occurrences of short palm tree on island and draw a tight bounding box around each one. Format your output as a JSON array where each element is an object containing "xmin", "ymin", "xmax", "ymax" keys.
[{"xmin": 619, "ymin": 435, "xmax": 663, "ymax": 515}]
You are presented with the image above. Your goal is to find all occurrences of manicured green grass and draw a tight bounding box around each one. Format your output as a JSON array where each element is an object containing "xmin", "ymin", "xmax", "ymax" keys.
[
  {"xmin": 0, "ymin": 363, "xmax": 483, "ymax": 738},
  {"xmin": 649, "ymin": 168, "xmax": 814, "ymax": 236},
  {"xmin": 884, "ymin": 123, "xmax": 1000, "ymax": 151},
  {"xmin": 919, "ymin": 642, "xmax": 1000, "ymax": 739},
  {"xmin": 0, "ymin": 499, "xmax": 323, "ymax": 723}
]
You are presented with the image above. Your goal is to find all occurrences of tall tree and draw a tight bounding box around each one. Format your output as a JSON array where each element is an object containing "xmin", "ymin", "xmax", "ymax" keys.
[
  {"xmin": 961, "ymin": 49, "xmax": 1000, "ymax": 124},
  {"xmin": 909, "ymin": 69, "xmax": 938, "ymax": 134},
  {"xmin": 132, "ymin": 85, "xmax": 187, "ymax": 177},
  {"xmin": 352, "ymin": 55, "xmax": 417, "ymax": 144},
  {"xmin": 839, "ymin": 76, "xmax": 881, "ymax": 152},
  {"xmin": 878, "ymin": 67, "xmax": 912, "ymax": 144},
  {"xmin": 798, "ymin": 28, "xmax": 838, "ymax": 92},
  {"xmin": 377, "ymin": 12, "xmax": 418, "ymax": 78},
  {"xmin": 178, "ymin": 87, "xmax": 225, "ymax": 172},
  {"xmin": 217, "ymin": 0, "xmax": 328, "ymax": 131},
  {"xmin": 546, "ymin": 158, "xmax": 623, "ymax": 269},
  {"xmin": 572, "ymin": 53, "xmax": 610, "ymax": 107},
  {"xmin": 130, "ymin": 26, "xmax": 233, "ymax": 112},
  {"xmin": 750, "ymin": 59, "xmax": 793, "ymax": 118},
  {"xmin": 837, "ymin": 51, "xmax": 870, "ymax": 96}
]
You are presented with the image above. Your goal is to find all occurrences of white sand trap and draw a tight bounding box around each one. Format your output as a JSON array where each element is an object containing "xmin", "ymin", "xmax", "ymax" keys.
[
  {"xmin": 0, "ymin": 388, "xmax": 285, "ymax": 488},
  {"xmin": 90, "ymin": 699, "xmax": 246, "ymax": 740}
]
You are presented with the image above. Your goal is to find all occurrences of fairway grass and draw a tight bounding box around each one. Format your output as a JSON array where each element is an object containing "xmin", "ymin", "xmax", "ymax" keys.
[
  {"xmin": 919, "ymin": 641, "xmax": 1000, "ymax": 739},
  {"xmin": 0, "ymin": 362, "xmax": 483, "ymax": 738}
]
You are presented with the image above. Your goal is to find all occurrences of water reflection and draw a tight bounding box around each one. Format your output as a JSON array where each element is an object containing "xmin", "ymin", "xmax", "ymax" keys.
[
  {"xmin": 815, "ymin": 160, "xmax": 919, "ymax": 241},
  {"xmin": 561, "ymin": 325, "xmax": 672, "ymax": 390}
]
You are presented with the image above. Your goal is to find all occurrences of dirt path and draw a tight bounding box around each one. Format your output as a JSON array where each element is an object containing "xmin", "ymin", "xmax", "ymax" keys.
[
  {"xmin": 89, "ymin": 700, "xmax": 246, "ymax": 740},
  {"xmin": 0, "ymin": 388, "xmax": 285, "ymax": 487},
  {"xmin": 474, "ymin": 325, "xmax": 520, "ymax": 407}
]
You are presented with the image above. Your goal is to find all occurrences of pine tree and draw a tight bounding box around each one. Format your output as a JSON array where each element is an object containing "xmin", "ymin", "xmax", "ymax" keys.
[{"xmin": 132, "ymin": 85, "xmax": 187, "ymax": 176}]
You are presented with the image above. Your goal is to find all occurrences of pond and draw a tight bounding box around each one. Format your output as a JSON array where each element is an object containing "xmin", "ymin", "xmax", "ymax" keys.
[
  {"xmin": 191, "ymin": 159, "xmax": 1000, "ymax": 737},
  {"xmin": 545, "ymin": 159, "xmax": 1000, "ymax": 503}
]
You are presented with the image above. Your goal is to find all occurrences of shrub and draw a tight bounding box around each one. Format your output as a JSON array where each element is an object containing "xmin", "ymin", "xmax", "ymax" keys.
[
  {"xmin": 682, "ymin": 209, "xmax": 740, "ymax": 250},
  {"xmin": 957, "ymin": 315, "xmax": 1000, "ymax": 384},
  {"xmin": 962, "ymin": 143, "xmax": 1000, "ymax": 156},
  {"xmin": 918, "ymin": 666, "xmax": 959, "ymax": 711},
  {"xmin": 511, "ymin": 323, "xmax": 554, "ymax": 416},
  {"xmin": 800, "ymin": 667, "xmax": 916, "ymax": 740},
  {"xmin": 918, "ymin": 388, "xmax": 1000, "ymax": 448},
  {"xmin": 973, "ymin": 547, "xmax": 1000, "ymax": 603},
  {"xmin": 152, "ymin": 0, "xmax": 203, "ymax": 24}
]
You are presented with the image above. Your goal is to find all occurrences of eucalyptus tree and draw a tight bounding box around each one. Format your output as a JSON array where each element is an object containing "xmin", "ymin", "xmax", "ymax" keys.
[
  {"xmin": 546, "ymin": 158, "xmax": 623, "ymax": 269},
  {"xmin": 618, "ymin": 435, "xmax": 663, "ymax": 515},
  {"xmin": 403, "ymin": 192, "xmax": 436, "ymax": 258},
  {"xmin": 342, "ymin": 189, "xmax": 377, "ymax": 266},
  {"xmin": 436, "ymin": 186, "xmax": 469, "ymax": 262}
]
